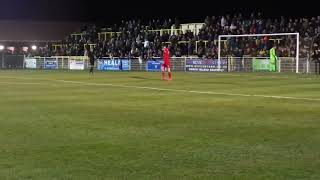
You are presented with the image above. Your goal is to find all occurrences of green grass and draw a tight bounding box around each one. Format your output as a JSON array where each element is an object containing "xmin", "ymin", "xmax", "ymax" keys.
[{"xmin": 0, "ymin": 70, "xmax": 320, "ymax": 180}]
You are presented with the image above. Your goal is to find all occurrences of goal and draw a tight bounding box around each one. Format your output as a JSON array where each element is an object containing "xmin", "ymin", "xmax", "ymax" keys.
[{"xmin": 218, "ymin": 33, "xmax": 300, "ymax": 73}]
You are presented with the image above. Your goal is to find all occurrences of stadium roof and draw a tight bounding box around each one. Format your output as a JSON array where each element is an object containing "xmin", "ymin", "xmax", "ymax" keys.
[{"xmin": 0, "ymin": 21, "xmax": 84, "ymax": 42}]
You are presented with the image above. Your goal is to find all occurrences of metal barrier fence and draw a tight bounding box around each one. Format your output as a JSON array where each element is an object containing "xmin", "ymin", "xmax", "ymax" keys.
[
  {"xmin": 1, "ymin": 56, "xmax": 316, "ymax": 74},
  {"xmin": 224, "ymin": 57, "xmax": 312, "ymax": 73},
  {"xmin": 27, "ymin": 56, "xmax": 90, "ymax": 69},
  {"xmin": 129, "ymin": 57, "xmax": 186, "ymax": 71}
]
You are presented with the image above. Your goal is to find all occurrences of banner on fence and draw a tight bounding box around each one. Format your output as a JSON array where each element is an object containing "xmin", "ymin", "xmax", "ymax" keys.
[
  {"xmin": 69, "ymin": 59, "xmax": 85, "ymax": 70},
  {"xmin": 97, "ymin": 59, "xmax": 131, "ymax": 71},
  {"xmin": 44, "ymin": 58, "xmax": 58, "ymax": 69},
  {"xmin": 25, "ymin": 58, "xmax": 37, "ymax": 69},
  {"xmin": 185, "ymin": 59, "xmax": 228, "ymax": 72},
  {"xmin": 146, "ymin": 59, "xmax": 163, "ymax": 71},
  {"xmin": 252, "ymin": 58, "xmax": 270, "ymax": 71}
]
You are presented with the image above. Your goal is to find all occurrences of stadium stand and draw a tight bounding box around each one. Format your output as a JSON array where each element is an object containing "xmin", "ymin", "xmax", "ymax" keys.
[{"xmin": 1, "ymin": 13, "xmax": 319, "ymax": 59}]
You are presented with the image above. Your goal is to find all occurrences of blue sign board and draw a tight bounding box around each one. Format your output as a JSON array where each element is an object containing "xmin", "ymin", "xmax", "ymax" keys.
[
  {"xmin": 44, "ymin": 58, "xmax": 58, "ymax": 69},
  {"xmin": 97, "ymin": 59, "xmax": 131, "ymax": 71},
  {"xmin": 146, "ymin": 59, "xmax": 164, "ymax": 71}
]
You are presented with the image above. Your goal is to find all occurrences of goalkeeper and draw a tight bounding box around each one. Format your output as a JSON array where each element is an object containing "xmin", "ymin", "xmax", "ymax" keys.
[{"xmin": 269, "ymin": 44, "xmax": 278, "ymax": 72}]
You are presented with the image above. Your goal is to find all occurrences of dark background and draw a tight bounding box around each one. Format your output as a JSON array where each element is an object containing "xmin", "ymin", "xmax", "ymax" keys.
[{"xmin": 0, "ymin": 0, "xmax": 318, "ymax": 24}]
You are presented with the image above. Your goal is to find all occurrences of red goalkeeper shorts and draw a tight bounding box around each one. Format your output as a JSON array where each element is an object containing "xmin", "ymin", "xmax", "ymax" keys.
[{"xmin": 162, "ymin": 63, "xmax": 170, "ymax": 68}]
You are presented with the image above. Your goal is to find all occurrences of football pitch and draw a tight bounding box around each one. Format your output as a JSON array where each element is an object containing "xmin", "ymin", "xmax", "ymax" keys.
[{"xmin": 0, "ymin": 70, "xmax": 320, "ymax": 180}]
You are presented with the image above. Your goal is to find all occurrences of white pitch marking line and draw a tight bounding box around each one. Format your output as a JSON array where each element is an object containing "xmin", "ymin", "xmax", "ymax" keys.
[
  {"xmin": 57, "ymin": 80, "xmax": 320, "ymax": 101},
  {"xmin": 0, "ymin": 82, "xmax": 46, "ymax": 85},
  {"xmin": 1, "ymin": 76, "xmax": 320, "ymax": 101}
]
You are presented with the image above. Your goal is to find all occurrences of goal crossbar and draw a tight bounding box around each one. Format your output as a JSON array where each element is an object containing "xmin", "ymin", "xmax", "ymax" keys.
[{"xmin": 218, "ymin": 33, "xmax": 300, "ymax": 73}]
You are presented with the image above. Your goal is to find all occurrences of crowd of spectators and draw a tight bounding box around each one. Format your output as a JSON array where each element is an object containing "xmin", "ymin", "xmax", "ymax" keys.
[
  {"xmin": 194, "ymin": 13, "xmax": 320, "ymax": 58},
  {"xmin": 3, "ymin": 13, "xmax": 320, "ymax": 59}
]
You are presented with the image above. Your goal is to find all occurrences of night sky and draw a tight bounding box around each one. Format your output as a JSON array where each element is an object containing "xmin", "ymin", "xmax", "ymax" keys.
[{"xmin": 0, "ymin": 0, "xmax": 317, "ymax": 24}]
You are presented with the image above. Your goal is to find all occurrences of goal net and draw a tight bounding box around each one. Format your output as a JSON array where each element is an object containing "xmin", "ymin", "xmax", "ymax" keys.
[{"xmin": 218, "ymin": 33, "xmax": 302, "ymax": 73}]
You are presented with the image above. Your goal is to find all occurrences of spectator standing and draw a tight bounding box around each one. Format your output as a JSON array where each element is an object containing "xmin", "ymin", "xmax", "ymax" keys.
[{"xmin": 311, "ymin": 47, "xmax": 320, "ymax": 74}]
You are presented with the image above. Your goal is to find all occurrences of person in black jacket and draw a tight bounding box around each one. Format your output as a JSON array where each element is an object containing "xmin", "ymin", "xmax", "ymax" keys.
[
  {"xmin": 85, "ymin": 45, "xmax": 95, "ymax": 74},
  {"xmin": 311, "ymin": 48, "xmax": 320, "ymax": 75}
]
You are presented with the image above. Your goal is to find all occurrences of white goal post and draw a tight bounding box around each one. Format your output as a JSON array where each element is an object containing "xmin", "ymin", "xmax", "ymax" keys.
[{"xmin": 218, "ymin": 33, "xmax": 300, "ymax": 73}]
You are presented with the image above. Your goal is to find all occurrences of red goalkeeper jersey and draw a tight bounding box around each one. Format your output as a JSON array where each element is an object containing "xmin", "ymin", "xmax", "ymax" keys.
[{"xmin": 163, "ymin": 48, "xmax": 171, "ymax": 66}]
